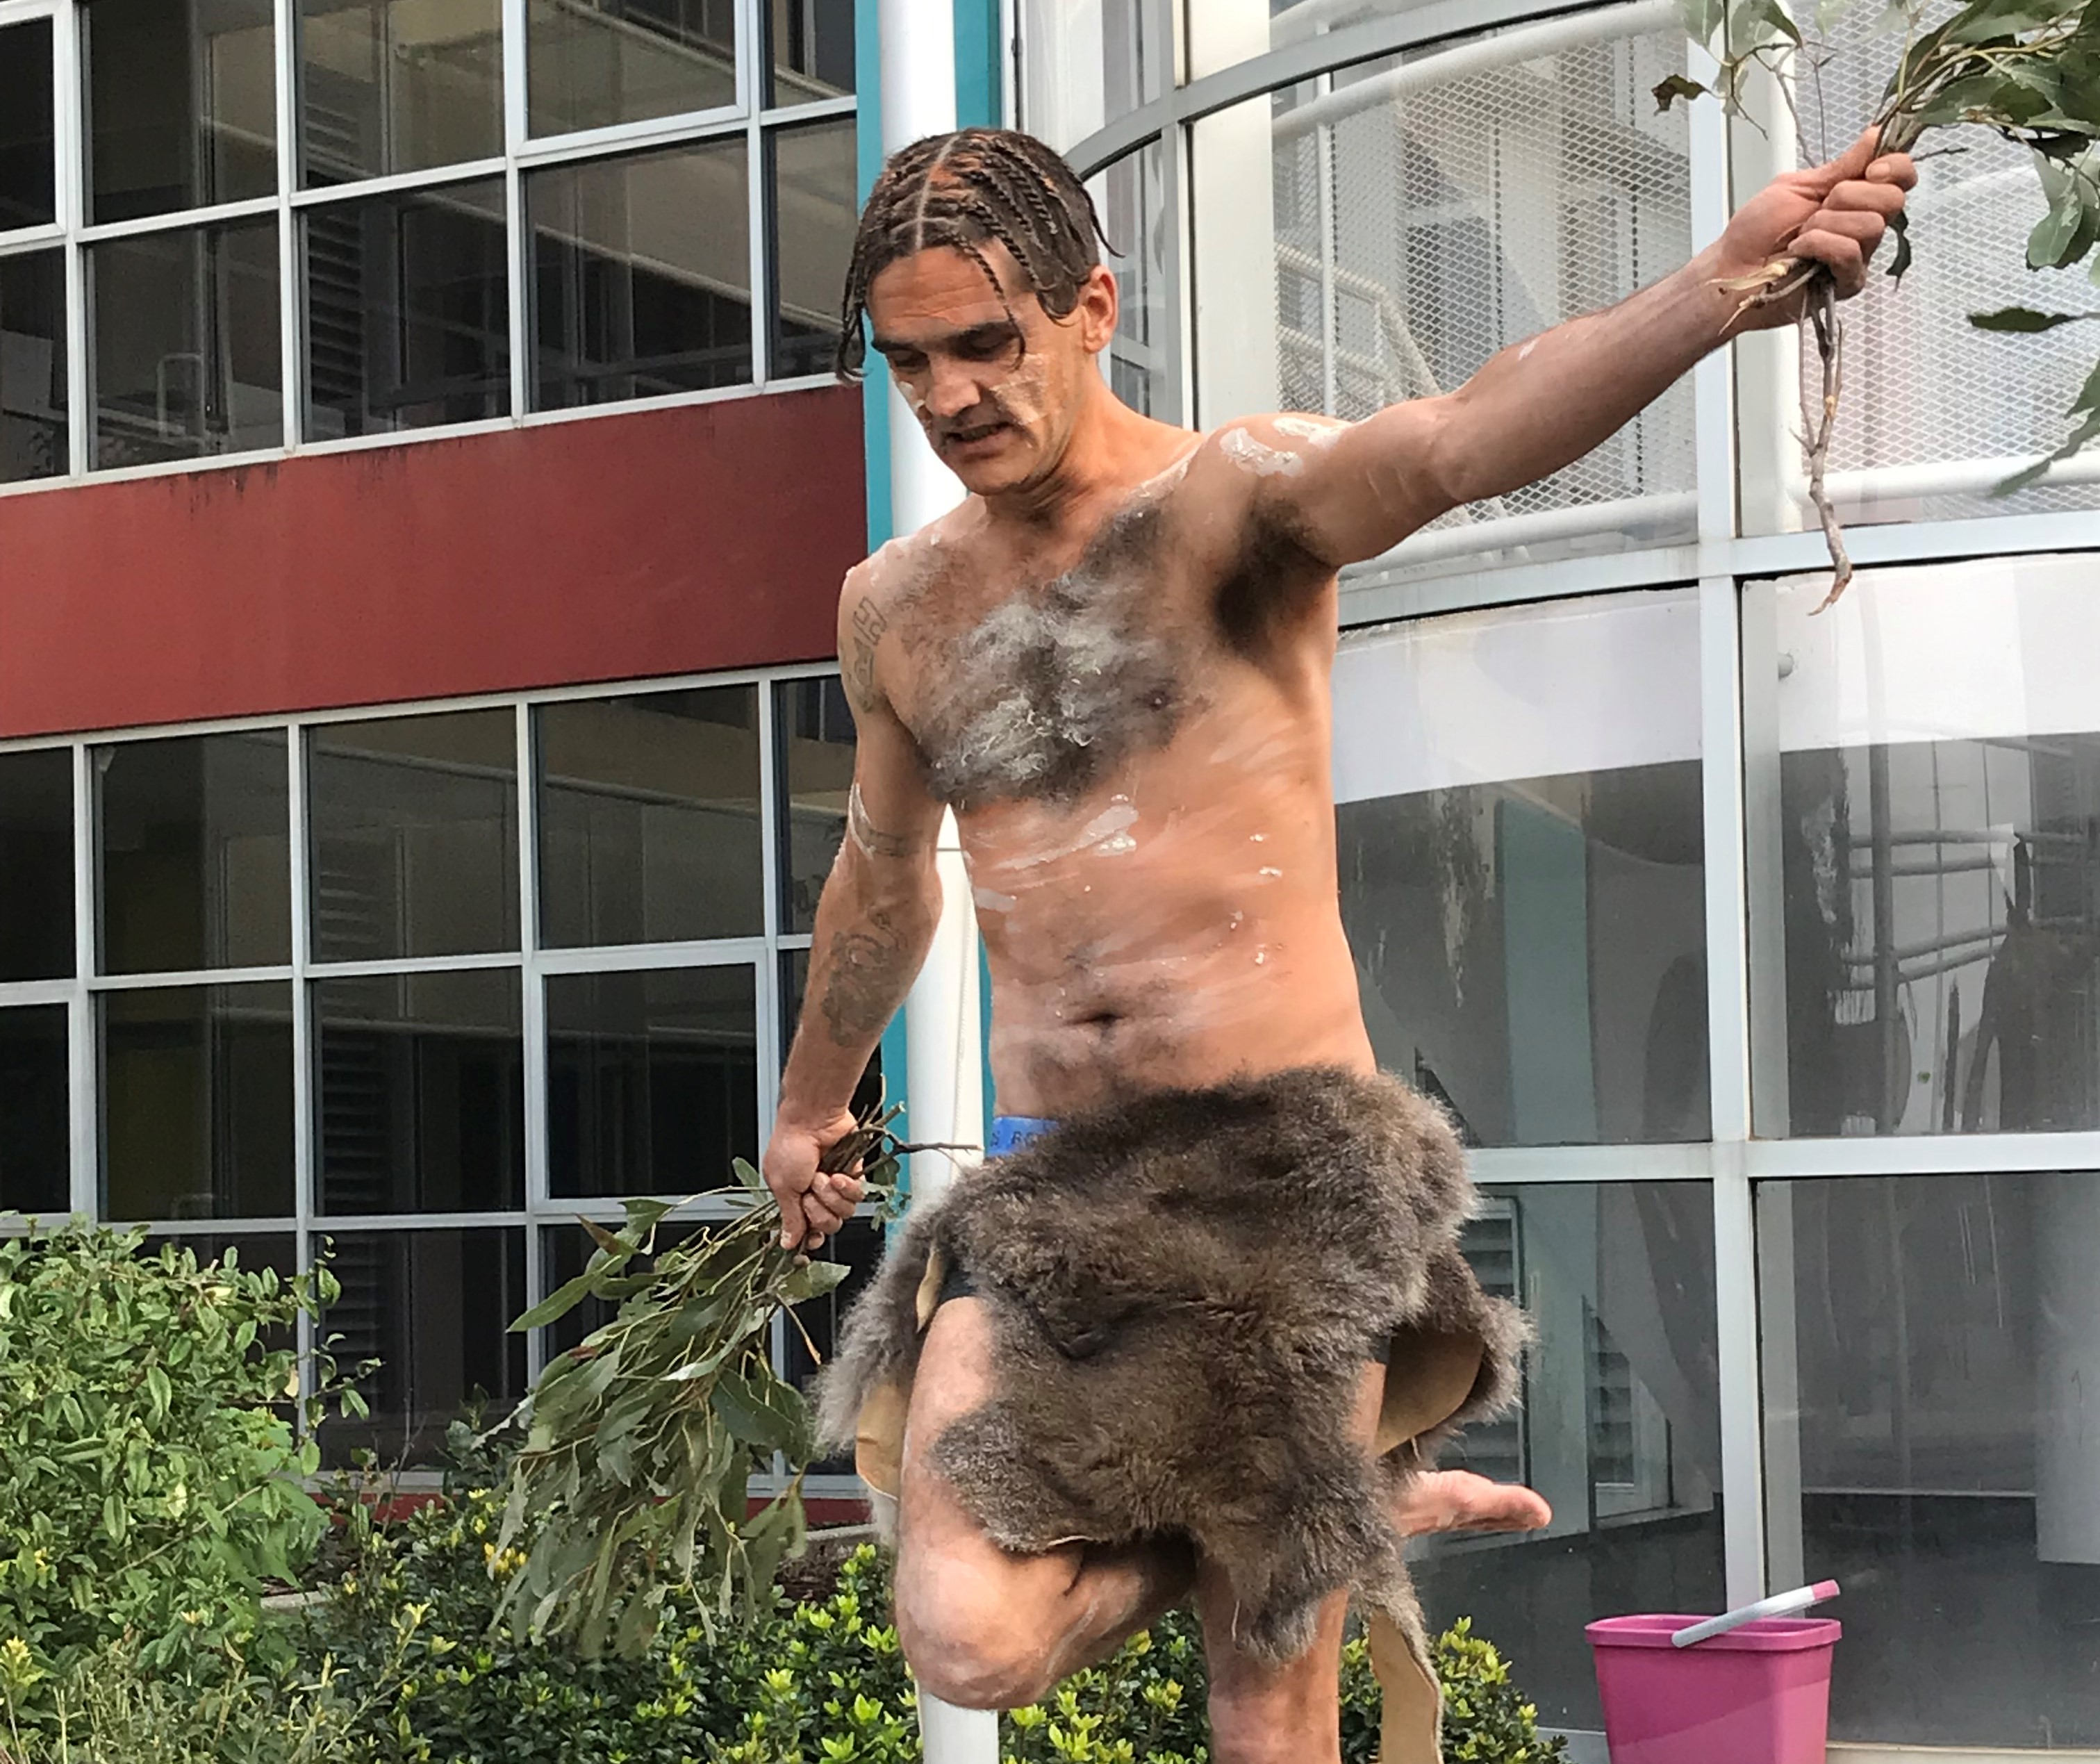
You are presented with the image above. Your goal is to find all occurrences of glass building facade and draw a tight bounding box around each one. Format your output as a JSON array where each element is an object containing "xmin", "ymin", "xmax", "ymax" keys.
[{"xmin": 1023, "ymin": 0, "xmax": 2100, "ymax": 1751}]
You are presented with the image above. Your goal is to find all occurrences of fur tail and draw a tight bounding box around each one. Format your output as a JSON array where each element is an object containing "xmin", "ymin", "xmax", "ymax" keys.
[{"xmin": 809, "ymin": 1202, "xmax": 943, "ymax": 1456}]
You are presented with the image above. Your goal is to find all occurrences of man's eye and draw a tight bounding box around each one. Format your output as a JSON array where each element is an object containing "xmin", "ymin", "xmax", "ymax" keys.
[
  {"xmin": 959, "ymin": 334, "xmax": 1012, "ymax": 361},
  {"xmin": 888, "ymin": 354, "xmax": 928, "ymax": 375}
]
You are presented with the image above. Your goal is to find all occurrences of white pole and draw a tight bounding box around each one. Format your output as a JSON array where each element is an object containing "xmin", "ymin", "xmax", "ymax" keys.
[{"xmin": 877, "ymin": 5, "xmax": 998, "ymax": 1760}]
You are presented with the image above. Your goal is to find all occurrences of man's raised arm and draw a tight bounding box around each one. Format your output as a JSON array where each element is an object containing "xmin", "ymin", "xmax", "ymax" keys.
[
  {"xmin": 1264, "ymin": 133, "xmax": 1916, "ymax": 570},
  {"xmin": 763, "ymin": 566, "xmax": 946, "ymax": 1251}
]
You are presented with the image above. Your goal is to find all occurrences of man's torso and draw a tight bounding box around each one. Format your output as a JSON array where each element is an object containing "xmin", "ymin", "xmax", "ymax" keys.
[{"xmin": 867, "ymin": 425, "xmax": 1376, "ymax": 1116}]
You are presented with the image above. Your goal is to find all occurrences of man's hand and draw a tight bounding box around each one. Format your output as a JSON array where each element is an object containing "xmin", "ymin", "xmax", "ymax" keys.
[
  {"xmin": 763, "ymin": 1111, "xmax": 868, "ymax": 1251},
  {"xmin": 1713, "ymin": 129, "xmax": 1918, "ymax": 328},
  {"xmin": 1392, "ymin": 1469, "xmax": 1554, "ymax": 1539}
]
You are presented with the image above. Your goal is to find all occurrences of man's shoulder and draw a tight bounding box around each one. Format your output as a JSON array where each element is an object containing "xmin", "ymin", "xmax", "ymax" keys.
[{"xmin": 1191, "ymin": 411, "xmax": 1351, "ymax": 483}]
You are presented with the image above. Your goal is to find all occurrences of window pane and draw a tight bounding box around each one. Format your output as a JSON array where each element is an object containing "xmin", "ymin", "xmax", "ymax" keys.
[
  {"xmin": 528, "ymin": 139, "xmax": 750, "ymax": 410},
  {"xmin": 1768, "ymin": 558, "xmax": 2100, "ymax": 1137},
  {"xmin": 321, "ymin": 1227, "xmax": 527, "ymax": 1467},
  {"xmin": 546, "ymin": 965, "xmax": 757, "ymax": 1197},
  {"xmin": 0, "ymin": 1005, "xmax": 68, "ymax": 1215},
  {"xmin": 1, "ymin": 249, "xmax": 66, "ymax": 481},
  {"xmin": 298, "ymin": 0, "xmax": 502, "ymax": 185},
  {"xmin": 1089, "ymin": 140, "xmax": 1167, "ymax": 418},
  {"xmin": 308, "ymin": 711, "xmax": 519, "ymax": 962},
  {"xmin": 1334, "ymin": 592, "xmax": 1708, "ymax": 1147},
  {"xmin": 1191, "ymin": 33, "xmax": 1693, "ymax": 587},
  {"xmin": 102, "ymin": 982, "xmax": 295, "ymax": 1219},
  {"xmin": 769, "ymin": 118, "xmax": 854, "ymax": 381},
  {"xmin": 86, "ymin": 0, "xmax": 277, "ymax": 224},
  {"xmin": 527, "ymin": 0, "xmax": 734, "ymax": 138},
  {"xmin": 98, "ymin": 732, "xmax": 290, "ymax": 975},
  {"xmin": 315, "ymin": 968, "xmax": 524, "ymax": 1212},
  {"xmin": 0, "ymin": 748, "xmax": 74, "ymax": 983},
  {"xmin": 1762, "ymin": 1172, "xmax": 2100, "ymax": 1747},
  {"xmin": 0, "ymin": 19, "xmax": 56, "ymax": 231},
  {"xmin": 776, "ymin": 676, "xmax": 852, "ymax": 935},
  {"xmin": 536, "ymin": 687, "xmax": 761, "ymax": 946},
  {"xmin": 90, "ymin": 219, "xmax": 282, "ymax": 468},
  {"xmin": 1018, "ymin": 0, "xmax": 1153, "ymax": 151},
  {"xmin": 303, "ymin": 178, "xmax": 509, "ymax": 437},
  {"xmin": 1416, "ymin": 1180, "xmax": 1724, "ymax": 1733},
  {"xmin": 768, "ymin": 0, "xmax": 852, "ymax": 104}
]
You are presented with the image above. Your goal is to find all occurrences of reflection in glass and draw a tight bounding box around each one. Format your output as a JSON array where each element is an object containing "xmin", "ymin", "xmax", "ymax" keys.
[
  {"xmin": 1414, "ymin": 1180, "xmax": 1723, "ymax": 1732},
  {"xmin": 1018, "ymin": 0, "xmax": 1153, "ymax": 151},
  {"xmin": 98, "ymin": 732, "xmax": 290, "ymax": 975},
  {"xmin": 1332, "ymin": 595, "xmax": 1707, "ymax": 1147},
  {"xmin": 1, "ymin": 250, "xmax": 66, "ymax": 481},
  {"xmin": 102, "ymin": 982, "xmax": 295, "ymax": 1219},
  {"xmin": 315, "ymin": 969, "xmax": 524, "ymax": 1212},
  {"xmin": 1762, "ymin": 1173, "xmax": 2100, "ymax": 1746},
  {"xmin": 546, "ymin": 965, "xmax": 757, "ymax": 1196},
  {"xmin": 776, "ymin": 677, "xmax": 853, "ymax": 934},
  {"xmin": 0, "ymin": 748, "xmax": 73, "ymax": 982},
  {"xmin": 1771, "ymin": 563, "xmax": 2100, "ymax": 1136},
  {"xmin": 308, "ymin": 711, "xmax": 519, "ymax": 962},
  {"xmin": 86, "ymin": 0, "xmax": 276, "ymax": 222},
  {"xmin": 768, "ymin": 0, "xmax": 851, "ymax": 104},
  {"xmin": 0, "ymin": 1005, "xmax": 68, "ymax": 1214},
  {"xmin": 90, "ymin": 220, "xmax": 281, "ymax": 468},
  {"xmin": 1089, "ymin": 141, "xmax": 1167, "ymax": 418},
  {"xmin": 770, "ymin": 119, "xmax": 856, "ymax": 380},
  {"xmin": 302, "ymin": 179, "xmax": 509, "ymax": 436},
  {"xmin": 536, "ymin": 688, "xmax": 761, "ymax": 946},
  {"xmin": 297, "ymin": 0, "xmax": 502, "ymax": 185},
  {"xmin": 529, "ymin": 140, "xmax": 751, "ymax": 409},
  {"xmin": 321, "ymin": 1228, "xmax": 527, "ymax": 1467},
  {"xmin": 0, "ymin": 19, "xmax": 56, "ymax": 231},
  {"xmin": 527, "ymin": 0, "xmax": 734, "ymax": 137}
]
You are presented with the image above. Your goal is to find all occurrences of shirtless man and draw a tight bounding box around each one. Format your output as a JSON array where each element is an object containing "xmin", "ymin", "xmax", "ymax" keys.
[{"xmin": 763, "ymin": 126, "xmax": 1913, "ymax": 1760}]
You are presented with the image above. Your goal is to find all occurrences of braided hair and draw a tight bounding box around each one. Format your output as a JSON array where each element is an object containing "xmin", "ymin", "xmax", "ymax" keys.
[{"xmin": 836, "ymin": 127, "xmax": 1110, "ymax": 380}]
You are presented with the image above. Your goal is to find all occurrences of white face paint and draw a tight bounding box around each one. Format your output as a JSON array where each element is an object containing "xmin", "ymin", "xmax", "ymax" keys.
[
  {"xmin": 1219, "ymin": 427, "xmax": 1305, "ymax": 478},
  {"xmin": 1272, "ymin": 415, "xmax": 1347, "ymax": 450}
]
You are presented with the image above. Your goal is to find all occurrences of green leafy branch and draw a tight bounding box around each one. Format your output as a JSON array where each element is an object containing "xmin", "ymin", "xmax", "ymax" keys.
[
  {"xmin": 490, "ymin": 1101, "xmax": 927, "ymax": 1660},
  {"xmin": 1660, "ymin": 0, "xmax": 2100, "ymax": 602}
]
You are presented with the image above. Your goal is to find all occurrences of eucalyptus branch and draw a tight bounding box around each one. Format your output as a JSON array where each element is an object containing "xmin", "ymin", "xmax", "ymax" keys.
[{"xmin": 1662, "ymin": 0, "xmax": 2100, "ymax": 603}]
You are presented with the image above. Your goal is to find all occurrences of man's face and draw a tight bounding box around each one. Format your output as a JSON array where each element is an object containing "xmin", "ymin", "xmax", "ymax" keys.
[{"xmin": 866, "ymin": 240, "xmax": 1113, "ymax": 496}]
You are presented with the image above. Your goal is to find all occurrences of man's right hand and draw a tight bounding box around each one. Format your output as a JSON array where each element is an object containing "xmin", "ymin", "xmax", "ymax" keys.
[{"xmin": 762, "ymin": 1110, "xmax": 868, "ymax": 1251}]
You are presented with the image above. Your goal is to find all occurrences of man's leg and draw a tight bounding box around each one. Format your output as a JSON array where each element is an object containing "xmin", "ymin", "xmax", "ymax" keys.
[{"xmin": 892, "ymin": 1296, "xmax": 1194, "ymax": 1710}]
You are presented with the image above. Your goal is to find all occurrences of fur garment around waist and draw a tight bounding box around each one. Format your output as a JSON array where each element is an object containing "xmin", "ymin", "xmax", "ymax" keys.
[{"xmin": 814, "ymin": 1064, "xmax": 1530, "ymax": 1664}]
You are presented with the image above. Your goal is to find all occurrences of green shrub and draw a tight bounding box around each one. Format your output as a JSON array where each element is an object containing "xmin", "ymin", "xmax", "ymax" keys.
[
  {"xmin": 294, "ymin": 1495, "xmax": 1563, "ymax": 1764},
  {"xmin": 0, "ymin": 1224, "xmax": 359, "ymax": 1692}
]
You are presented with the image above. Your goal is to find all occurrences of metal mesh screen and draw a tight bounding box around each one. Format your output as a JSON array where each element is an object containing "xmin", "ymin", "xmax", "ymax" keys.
[
  {"xmin": 1790, "ymin": 5, "xmax": 2100, "ymax": 524},
  {"xmin": 1266, "ymin": 27, "xmax": 1695, "ymax": 576}
]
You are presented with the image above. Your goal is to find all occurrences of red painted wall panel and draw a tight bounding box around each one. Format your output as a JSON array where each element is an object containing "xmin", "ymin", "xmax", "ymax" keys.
[{"xmin": 0, "ymin": 387, "xmax": 866, "ymax": 740}]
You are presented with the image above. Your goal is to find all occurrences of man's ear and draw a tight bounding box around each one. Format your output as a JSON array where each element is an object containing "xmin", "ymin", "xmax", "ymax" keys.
[{"xmin": 1076, "ymin": 265, "xmax": 1121, "ymax": 356}]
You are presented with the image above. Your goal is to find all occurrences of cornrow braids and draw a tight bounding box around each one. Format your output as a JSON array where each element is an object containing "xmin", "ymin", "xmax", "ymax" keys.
[{"xmin": 835, "ymin": 127, "xmax": 1111, "ymax": 380}]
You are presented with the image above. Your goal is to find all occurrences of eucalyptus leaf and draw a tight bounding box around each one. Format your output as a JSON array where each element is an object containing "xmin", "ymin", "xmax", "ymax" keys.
[
  {"xmin": 509, "ymin": 1271, "xmax": 606, "ymax": 1333},
  {"xmin": 1653, "ymin": 72, "xmax": 1710, "ymax": 111},
  {"xmin": 1968, "ymin": 304, "xmax": 2097, "ymax": 328}
]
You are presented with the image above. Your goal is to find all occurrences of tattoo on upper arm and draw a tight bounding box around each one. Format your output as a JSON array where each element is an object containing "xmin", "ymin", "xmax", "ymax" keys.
[
  {"xmin": 848, "ymin": 597, "xmax": 889, "ymax": 709},
  {"xmin": 848, "ymin": 781, "xmax": 921, "ymax": 860},
  {"xmin": 818, "ymin": 909, "xmax": 911, "ymax": 1045}
]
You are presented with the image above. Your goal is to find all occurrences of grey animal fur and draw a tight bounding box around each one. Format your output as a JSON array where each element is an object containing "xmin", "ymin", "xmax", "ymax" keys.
[{"xmin": 813, "ymin": 1065, "xmax": 1530, "ymax": 1663}]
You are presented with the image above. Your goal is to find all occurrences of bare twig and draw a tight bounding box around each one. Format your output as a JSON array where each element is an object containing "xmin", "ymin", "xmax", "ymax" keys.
[{"xmin": 1803, "ymin": 277, "xmax": 1853, "ymax": 610}]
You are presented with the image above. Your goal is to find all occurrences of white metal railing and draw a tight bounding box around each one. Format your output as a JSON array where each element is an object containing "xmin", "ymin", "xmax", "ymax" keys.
[{"xmin": 1272, "ymin": 0, "xmax": 1677, "ymax": 141}]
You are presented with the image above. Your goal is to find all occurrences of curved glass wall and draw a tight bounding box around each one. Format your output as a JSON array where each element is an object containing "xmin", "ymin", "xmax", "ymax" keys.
[{"xmin": 1026, "ymin": 2, "xmax": 2100, "ymax": 1749}]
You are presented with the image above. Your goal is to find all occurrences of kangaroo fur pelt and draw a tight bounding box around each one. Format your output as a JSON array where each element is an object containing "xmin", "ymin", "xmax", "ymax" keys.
[{"xmin": 813, "ymin": 1064, "xmax": 1530, "ymax": 1663}]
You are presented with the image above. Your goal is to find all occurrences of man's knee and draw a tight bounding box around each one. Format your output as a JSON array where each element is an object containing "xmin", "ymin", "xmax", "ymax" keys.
[{"xmin": 895, "ymin": 1580, "xmax": 1060, "ymax": 1708}]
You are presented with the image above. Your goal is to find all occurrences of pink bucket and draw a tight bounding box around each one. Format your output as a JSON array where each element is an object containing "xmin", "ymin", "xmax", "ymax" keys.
[{"xmin": 1586, "ymin": 1615, "xmax": 1842, "ymax": 1764}]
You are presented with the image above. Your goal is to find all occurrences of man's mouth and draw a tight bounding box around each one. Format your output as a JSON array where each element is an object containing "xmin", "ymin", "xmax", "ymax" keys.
[{"xmin": 944, "ymin": 421, "xmax": 1011, "ymax": 450}]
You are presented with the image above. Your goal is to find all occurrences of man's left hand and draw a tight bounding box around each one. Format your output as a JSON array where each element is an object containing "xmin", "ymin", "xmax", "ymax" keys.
[{"xmin": 1712, "ymin": 129, "xmax": 1918, "ymax": 329}]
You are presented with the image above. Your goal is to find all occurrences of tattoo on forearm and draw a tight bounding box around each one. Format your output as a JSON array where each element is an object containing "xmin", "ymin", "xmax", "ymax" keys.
[
  {"xmin": 848, "ymin": 598, "xmax": 888, "ymax": 709},
  {"xmin": 817, "ymin": 912, "xmax": 913, "ymax": 1046},
  {"xmin": 848, "ymin": 781, "xmax": 920, "ymax": 860}
]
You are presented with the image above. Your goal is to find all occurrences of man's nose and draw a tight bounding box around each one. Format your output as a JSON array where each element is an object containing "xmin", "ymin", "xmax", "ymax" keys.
[{"xmin": 925, "ymin": 358, "xmax": 982, "ymax": 421}]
